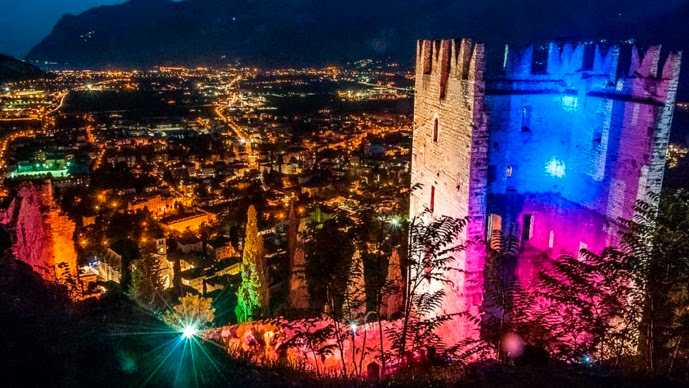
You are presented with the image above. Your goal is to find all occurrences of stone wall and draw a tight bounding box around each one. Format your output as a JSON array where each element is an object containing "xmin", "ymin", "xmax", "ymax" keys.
[{"xmin": 410, "ymin": 39, "xmax": 488, "ymax": 342}]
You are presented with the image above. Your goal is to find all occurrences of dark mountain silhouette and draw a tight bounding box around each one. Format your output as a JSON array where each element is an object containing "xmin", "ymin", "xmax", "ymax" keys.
[
  {"xmin": 24, "ymin": 0, "xmax": 689, "ymax": 96},
  {"xmin": 0, "ymin": 54, "xmax": 45, "ymax": 83}
]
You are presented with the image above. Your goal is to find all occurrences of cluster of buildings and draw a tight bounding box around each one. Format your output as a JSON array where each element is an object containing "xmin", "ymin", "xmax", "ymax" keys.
[{"xmin": 0, "ymin": 61, "xmax": 414, "ymax": 307}]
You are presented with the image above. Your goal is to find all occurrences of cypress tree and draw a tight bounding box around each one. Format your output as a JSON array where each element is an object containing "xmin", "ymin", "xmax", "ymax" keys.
[{"xmin": 235, "ymin": 205, "xmax": 268, "ymax": 322}]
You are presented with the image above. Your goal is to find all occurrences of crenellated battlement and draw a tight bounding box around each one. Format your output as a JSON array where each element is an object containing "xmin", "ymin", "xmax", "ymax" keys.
[
  {"xmin": 417, "ymin": 38, "xmax": 682, "ymax": 104},
  {"xmin": 502, "ymin": 42, "xmax": 681, "ymax": 80},
  {"xmin": 488, "ymin": 41, "xmax": 681, "ymax": 104},
  {"xmin": 416, "ymin": 39, "xmax": 485, "ymax": 99},
  {"xmin": 504, "ymin": 42, "xmax": 619, "ymax": 79}
]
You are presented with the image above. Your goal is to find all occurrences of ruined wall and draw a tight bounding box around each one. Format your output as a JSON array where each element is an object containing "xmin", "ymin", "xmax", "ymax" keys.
[
  {"xmin": 410, "ymin": 39, "xmax": 488, "ymax": 341},
  {"xmin": 45, "ymin": 202, "xmax": 78, "ymax": 280},
  {"xmin": 5, "ymin": 182, "xmax": 78, "ymax": 281}
]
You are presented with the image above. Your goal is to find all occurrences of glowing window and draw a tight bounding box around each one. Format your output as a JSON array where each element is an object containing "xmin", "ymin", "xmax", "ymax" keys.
[
  {"xmin": 548, "ymin": 230, "xmax": 555, "ymax": 249},
  {"xmin": 578, "ymin": 242, "xmax": 588, "ymax": 258},
  {"xmin": 522, "ymin": 214, "xmax": 534, "ymax": 241},
  {"xmin": 487, "ymin": 213, "xmax": 503, "ymax": 241},
  {"xmin": 502, "ymin": 44, "xmax": 510, "ymax": 70},
  {"xmin": 545, "ymin": 158, "xmax": 566, "ymax": 178}
]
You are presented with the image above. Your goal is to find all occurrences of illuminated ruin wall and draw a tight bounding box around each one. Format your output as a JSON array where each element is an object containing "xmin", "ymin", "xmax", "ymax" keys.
[
  {"xmin": 2, "ymin": 182, "xmax": 78, "ymax": 281},
  {"xmin": 206, "ymin": 318, "xmax": 401, "ymax": 378},
  {"xmin": 410, "ymin": 39, "xmax": 681, "ymax": 338},
  {"xmin": 44, "ymin": 203, "xmax": 78, "ymax": 281}
]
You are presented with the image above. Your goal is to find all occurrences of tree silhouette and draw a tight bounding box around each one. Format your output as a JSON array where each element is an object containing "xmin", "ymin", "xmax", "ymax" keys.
[
  {"xmin": 129, "ymin": 253, "xmax": 166, "ymax": 311},
  {"xmin": 287, "ymin": 201, "xmax": 309, "ymax": 310},
  {"xmin": 618, "ymin": 191, "xmax": 689, "ymax": 373},
  {"xmin": 386, "ymin": 209, "xmax": 466, "ymax": 362},
  {"xmin": 303, "ymin": 210, "xmax": 354, "ymax": 315},
  {"xmin": 464, "ymin": 231, "xmax": 522, "ymax": 363},
  {"xmin": 511, "ymin": 191, "xmax": 689, "ymax": 373},
  {"xmin": 381, "ymin": 248, "xmax": 403, "ymax": 320}
]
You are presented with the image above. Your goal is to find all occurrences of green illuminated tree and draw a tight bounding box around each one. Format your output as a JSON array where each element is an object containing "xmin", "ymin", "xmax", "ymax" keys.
[{"xmin": 235, "ymin": 205, "xmax": 268, "ymax": 322}]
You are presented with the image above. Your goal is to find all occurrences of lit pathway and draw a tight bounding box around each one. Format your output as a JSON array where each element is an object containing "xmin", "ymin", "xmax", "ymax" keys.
[{"xmin": 214, "ymin": 75, "xmax": 259, "ymax": 169}]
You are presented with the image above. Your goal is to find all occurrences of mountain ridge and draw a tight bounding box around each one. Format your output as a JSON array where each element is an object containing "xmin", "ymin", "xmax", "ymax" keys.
[
  {"xmin": 25, "ymin": 0, "xmax": 689, "ymax": 98},
  {"xmin": 0, "ymin": 54, "xmax": 45, "ymax": 83}
]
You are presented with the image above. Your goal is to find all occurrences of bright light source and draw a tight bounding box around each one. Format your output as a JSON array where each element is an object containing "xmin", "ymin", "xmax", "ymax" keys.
[
  {"xmin": 182, "ymin": 325, "xmax": 198, "ymax": 339},
  {"xmin": 581, "ymin": 354, "xmax": 593, "ymax": 365},
  {"xmin": 545, "ymin": 158, "xmax": 566, "ymax": 178},
  {"xmin": 389, "ymin": 216, "xmax": 401, "ymax": 228},
  {"xmin": 561, "ymin": 95, "xmax": 578, "ymax": 111}
]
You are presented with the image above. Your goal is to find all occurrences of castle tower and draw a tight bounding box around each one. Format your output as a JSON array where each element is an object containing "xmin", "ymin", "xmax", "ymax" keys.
[
  {"xmin": 410, "ymin": 38, "xmax": 682, "ymax": 344},
  {"xmin": 486, "ymin": 43, "xmax": 682, "ymax": 266},
  {"xmin": 410, "ymin": 39, "xmax": 489, "ymax": 340}
]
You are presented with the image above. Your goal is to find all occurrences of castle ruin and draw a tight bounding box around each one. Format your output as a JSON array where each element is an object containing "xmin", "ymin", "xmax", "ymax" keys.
[{"xmin": 410, "ymin": 38, "xmax": 682, "ymax": 341}]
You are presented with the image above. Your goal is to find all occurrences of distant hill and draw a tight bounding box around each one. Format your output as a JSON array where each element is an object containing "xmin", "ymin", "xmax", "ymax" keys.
[
  {"xmin": 23, "ymin": 0, "xmax": 689, "ymax": 96},
  {"xmin": 0, "ymin": 54, "xmax": 44, "ymax": 83}
]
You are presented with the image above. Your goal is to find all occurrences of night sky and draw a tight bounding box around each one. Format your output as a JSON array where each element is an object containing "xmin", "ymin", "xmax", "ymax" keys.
[
  {"xmin": 1, "ymin": 0, "xmax": 122, "ymax": 57},
  {"xmin": 2, "ymin": 0, "xmax": 688, "ymax": 58}
]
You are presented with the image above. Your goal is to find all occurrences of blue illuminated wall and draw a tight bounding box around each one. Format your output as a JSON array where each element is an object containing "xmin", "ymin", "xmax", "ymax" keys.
[
  {"xmin": 486, "ymin": 93, "xmax": 619, "ymax": 212},
  {"xmin": 484, "ymin": 42, "xmax": 682, "ymax": 269}
]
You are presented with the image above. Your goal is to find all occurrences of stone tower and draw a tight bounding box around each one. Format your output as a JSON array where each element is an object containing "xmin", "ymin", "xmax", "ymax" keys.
[
  {"xmin": 410, "ymin": 38, "xmax": 682, "ymax": 342},
  {"xmin": 410, "ymin": 39, "xmax": 489, "ymax": 340}
]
